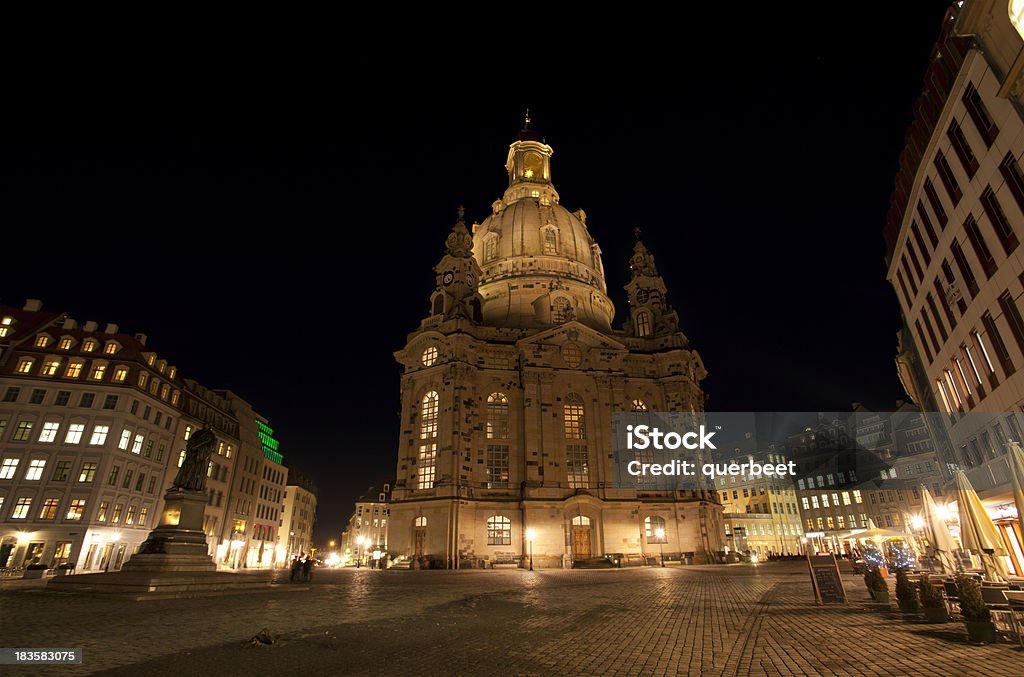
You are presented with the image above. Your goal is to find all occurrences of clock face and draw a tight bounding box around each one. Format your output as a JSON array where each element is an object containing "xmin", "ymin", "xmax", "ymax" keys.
[
  {"xmin": 442, "ymin": 271, "xmax": 455, "ymax": 286},
  {"xmin": 636, "ymin": 289, "xmax": 650, "ymax": 304}
]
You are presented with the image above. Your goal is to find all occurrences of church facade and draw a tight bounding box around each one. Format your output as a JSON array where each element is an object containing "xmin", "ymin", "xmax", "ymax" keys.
[{"xmin": 389, "ymin": 125, "xmax": 723, "ymax": 568}]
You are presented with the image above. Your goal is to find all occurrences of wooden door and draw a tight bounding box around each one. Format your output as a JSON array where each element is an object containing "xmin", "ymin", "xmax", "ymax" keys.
[
  {"xmin": 414, "ymin": 528, "xmax": 426, "ymax": 558},
  {"xmin": 573, "ymin": 527, "xmax": 591, "ymax": 559}
]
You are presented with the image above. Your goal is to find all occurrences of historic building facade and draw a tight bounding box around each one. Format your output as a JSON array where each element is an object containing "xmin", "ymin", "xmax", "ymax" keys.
[
  {"xmin": 884, "ymin": 0, "xmax": 1024, "ymax": 572},
  {"xmin": 389, "ymin": 125, "xmax": 723, "ymax": 568},
  {"xmin": 279, "ymin": 467, "xmax": 317, "ymax": 563}
]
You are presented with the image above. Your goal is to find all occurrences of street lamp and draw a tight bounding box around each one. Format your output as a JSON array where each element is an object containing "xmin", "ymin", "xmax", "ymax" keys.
[
  {"xmin": 355, "ymin": 536, "xmax": 365, "ymax": 567},
  {"xmin": 526, "ymin": 529, "xmax": 536, "ymax": 571},
  {"xmin": 655, "ymin": 528, "xmax": 666, "ymax": 567}
]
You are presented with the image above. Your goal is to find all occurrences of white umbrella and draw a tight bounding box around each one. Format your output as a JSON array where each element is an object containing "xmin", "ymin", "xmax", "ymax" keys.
[
  {"xmin": 920, "ymin": 486, "xmax": 957, "ymax": 574},
  {"xmin": 1007, "ymin": 441, "xmax": 1024, "ymax": 547},
  {"xmin": 955, "ymin": 470, "xmax": 1010, "ymax": 582}
]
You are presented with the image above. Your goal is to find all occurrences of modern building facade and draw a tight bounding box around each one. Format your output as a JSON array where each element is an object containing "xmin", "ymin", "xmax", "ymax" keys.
[
  {"xmin": 342, "ymin": 479, "xmax": 391, "ymax": 566},
  {"xmin": 388, "ymin": 123, "xmax": 723, "ymax": 569},
  {"xmin": 279, "ymin": 467, "xmax": 317, "ymax": 562},
  {"xmin": 884, "ymin": 0, "xmax": 1024, "ymax": 573}
]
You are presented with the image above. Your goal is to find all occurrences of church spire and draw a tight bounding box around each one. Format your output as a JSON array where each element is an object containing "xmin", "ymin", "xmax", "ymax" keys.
[{"xmin": 624, "ymin": 228, "xmax": 679, "ymax": 337}]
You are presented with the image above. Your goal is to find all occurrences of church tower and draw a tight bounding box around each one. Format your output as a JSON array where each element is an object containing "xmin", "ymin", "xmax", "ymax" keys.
[{"xmin": 389, "ymin": 120, "xmax": 721, "ymax": 569}]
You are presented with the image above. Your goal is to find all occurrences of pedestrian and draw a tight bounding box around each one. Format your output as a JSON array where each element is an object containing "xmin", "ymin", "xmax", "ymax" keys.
[
  {"xmin": 302, "ymin": 556, "xmax": 314, "ymax": 581},
  {"xmin": 290, "ymin": 557, "xmax": 301, "ymax": 582}
]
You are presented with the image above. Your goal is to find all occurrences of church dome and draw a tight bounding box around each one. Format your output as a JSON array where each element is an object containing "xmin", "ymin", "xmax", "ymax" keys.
[{"xmin": 471, "ymin": 130, "xmax": 614, "ymax": 332}]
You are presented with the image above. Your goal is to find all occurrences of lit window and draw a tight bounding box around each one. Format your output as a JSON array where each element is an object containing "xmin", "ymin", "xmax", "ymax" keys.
[
  {"xmin": 82, "ymin": 339, "xmax": 97, "ymax": 352},
  {"xmin": 486, "ymin": 515, "xmax": 511, "ymax": 545},
  {"xmin": 636, "ymin": 311, "xmax": 651, "ymax": 337},
  {"xmin": 1012, "ymin": 0, "xmax": 1024, "ymax": 40},
  {"xmin": 41, "ymin": 359, "xmax": 60, "ymax": 376},
  {"xmin": 567, "ymin": 444, "xmax": 589, "ymax": 488},
  {"xmin": 38, "ymin": 421, "xmax": 60, "ymax": 443},
  {"xmin": 89, "ymin": 364, "xmax": 107, "ymax": 380},
  {"xmin": 39, "ymin": 497, "xmax": 60, "ymax": 520},
  {"xmin": 417, "ymin": 391, "xmax": 439, "ymax": 489},
  {"xmin": 78, "ymin": 462, "xmax": 97, "ymax": 482},
  {"xmin": 118, "ymin": 429, "xmax": 132, "ymax": 450},
  {"xmin": 178, "ymin": 449, "xmax": 186, "ymax": 468},
  {"xmin": 138, "ymin": 373, "xmax": 148, "ymax": 388},
  {"xmin": 111, "ymin": 503, "xmax": 123, "ymax": 523},
  {"xmin": 184, "ymin": 426, "xmax": 192, "ymax": 441},
  {"xmin": 631, "ymin": 399, "xmax": 648, "ymax": 411},
  {"xmin": 13, "ymin": 421, "xmax": 34, "ymax": 441},
  {"xmin": 171, "ymin": 391, "xmax": 180, "ymax": 405},
  {"xmin": 89, "ymin": 425, "xmax": 109, "ymax": 446},
  {"xmin": 15, "ymin": 358, "xmax": 34, "ymax": 374},
  {"xmin": 66, "ymin": 498, "xmax": 86, "ymax": 520},
  {"xmin": 168, "ymin": 367, "xmax": 176, "ymax": 379},
  {"xmin": 421, "ymin": 346, "xmax": 439, "ymax": 367},
  {"xmin": 104, "ymin": 342, "xmax": 119, "ymax": 355},
  {"xmin": 563, "ymin": 393, "xmax": 585, "ymax": 439},
  {"xmin": 25, "ymin": 459, "xmax": 46, "ymax": 480},
  {"xmin": 147, "ymin": 355, "xmax": 155, "ymax": 366},
  {"xmin": 11, "ymin": 497, "xmax": 32, "ymax": 519},
  {"xmin": 65, "ymin": 362, "xmax": 83, "ymax": 378},
  {"xmin": 161, "ymin": 384, "xmax": 169, "ymax": 400},
  {"xmin": 486, "ymin": 392, "xmax": 509, "ymax": 439},
  {"xmin": 131, "ymin": 434, "xmax": 144, "ymax": 454},
  {"xmin": 486, "ymin": 444, "xmax": 510, "ymax": 488},
  {"xmin": 58, "ymin": 337, "xmax": 73, "ymax": 350},
  {"xmin": 0, "ymin": 316, "xmax": 12, "ymax": 337},
  {"xmin": 35, "ymin": 335, "xmax": 51, "ymax": 348},
  {"xmin": 0, "ymin": 458, "xmax": 20, "ymax": 479},
  {"xmin": 126, "ymin": 505, "xmax": 137, "ymax": 524},
  {"xmin": 853, "ymin": 490, "xmax": 863, "ymax": 504},
  {"xmin": 139, "ymin": 506, "xmax": 149, "ymax": 526},
  {"xmin": 801, "ymin": 497, "xmax": 810, "ymax": 510},
  {"xmin": 112, "ymin": 366, "xmax": 128, "ymax": 383}
]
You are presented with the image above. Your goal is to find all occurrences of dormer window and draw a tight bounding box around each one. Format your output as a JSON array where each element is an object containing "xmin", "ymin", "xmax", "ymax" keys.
[
  {"xmin": 35, "ymin": 335, "xmax": 51, "ymax": 348},
  {"xmin": 147, "ymin": 355, "xmax": 155, "ymax": 366},
  {"xmin": 89, "ymin": 363, "xmax": 107, "ymax": 380},
  {"xmin": 16, "ymin": 358, "xmax": 34, "ymax": 374},
  {"xmin": 41, "ymin": 359, "xmax": 61, "ymax": 376},
  {"xmin": 636, "ymin": 311, "xmax": 652, "ymax": 337},
  {"xmin": 0, "ymin": 316, "xmax": 12, "ymax": 337},
  {"xmin": 157, "ymin": 360, "xmax": 166, "ymax": 374},
  {"xmin": 171, "ymin": 390, "xmax": 180, "ymax": 406},
  {"xmin": 168, "ymin": 367, "xmax": 176, "ymax": 379},
  {"xmin": 112, "ymin": 366, "xmax": 129, "ymax": 383},
  {"xmin": 58, "ymin": 337, "xmax": 74, "ymax": 350},
  {"xmin": 104, "ymin": 341, "xmax": 120, "ymax": 355},
  {"xmin": 65, "ymin": 361, "xmax": 84, "ymax": 378},
  {"xmin": 138, "ymin": 373, "xmax": 148, "ymax": 388},
  {"xmin": 82, "ymin": 339, "xmax": 98, "ymax": 352}
]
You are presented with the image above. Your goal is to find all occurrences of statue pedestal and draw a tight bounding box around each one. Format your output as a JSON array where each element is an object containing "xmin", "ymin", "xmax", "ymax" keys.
[{"xmin": 49, "ymin": 487, "xmax": 276, "ymax": 598}]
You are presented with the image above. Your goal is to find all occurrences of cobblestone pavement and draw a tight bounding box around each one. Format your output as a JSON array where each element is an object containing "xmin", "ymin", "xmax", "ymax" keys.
[{"xmin": 1, "ymin": 563, "xmax": 1022, "ymax": 676}]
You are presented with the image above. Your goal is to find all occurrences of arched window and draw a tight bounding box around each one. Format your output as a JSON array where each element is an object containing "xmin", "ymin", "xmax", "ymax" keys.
[
  {"xmin": 487, "ymin": 515, "xmax": 511, "ymax": 545},
  {"xmin": 432, "ymin": 295, "xmax": 445, "ymax": 316},
  {"xmin": 421, "ymin": 346, "xmax": 439, "ymax": 367},
  {"xmin": 552, "ymin": 297, "xmax": 572, "ymax": 323},
  {"xmin": 543, "ymin": 227, "xmax": 558, "ymax": 255},
  {"xmin": 571, "ymin": 515, "xmax": 591, "ymax": 526},
  {"xmin": 631, "ymin": 399, "xmax": 648, "ymax": 411},
  {"xmin": 486, "ymin": 393, "xmax": 509, "ymax": 439},
  {"xmin": 1013, "ymin": 0, "xmax": 1024, "ymax": 39},
  {"xmin": 563, "ymin": 393, "xmax": 585, "ymax": 439},
  {"xmin": 645, "ymin": 516, "xmax": 667, "ymax": 542},
  {"xmin": 485, "ymin": 236, "xmax": 498, "ymax": 262},
  {"xmin": 636, "ymin": 311, "xmax": 651, "ymax": 337},
  {"xmin": 417, "ymin": 392, "xmax": 439, "ymax": 489},
  {"xmin": 414, "ymin": 516, "xmax": 427, "ymax": 527}
]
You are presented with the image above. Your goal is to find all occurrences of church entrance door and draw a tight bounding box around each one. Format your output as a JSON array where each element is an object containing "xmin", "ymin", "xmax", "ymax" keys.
[
  {"xmin": 572, "ymin": 527, "xmax": 591, "ymax": 559},
  {"xmin": 414, "ymin": 528, "xmax": 426, "ymax": 558}
]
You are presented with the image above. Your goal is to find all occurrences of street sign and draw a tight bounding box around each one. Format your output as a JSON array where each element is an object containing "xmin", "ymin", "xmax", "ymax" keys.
[{"xmin": 807, "ymin": 551, "xmax": 847, "ymax": 604}]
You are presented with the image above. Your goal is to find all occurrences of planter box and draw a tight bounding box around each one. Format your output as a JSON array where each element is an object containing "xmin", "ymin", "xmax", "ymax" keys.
[
  {"xmin": 870, "ymin": 589, "xmax": 890, "ymax": 604},
  {"xmin": 964, "ymin": 620, "xmax": 997, "ymax": 644},
  {"xmin": 22, "ymin": 569, "xmax": 45, "ymax": 580},
  {"xmin": 923, "ymin": 606, "xmax": 949, "ymax": 624}
]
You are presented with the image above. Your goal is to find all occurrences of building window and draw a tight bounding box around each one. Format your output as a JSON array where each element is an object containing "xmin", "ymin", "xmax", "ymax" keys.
[
  {"xmin": 934, "ymin": 151, "xmax": 962, "ymax": 205},
  {"xmin": 563, "ymin": 393, "xmax": 585, "ymax": 439},
  {"xmin": 58, "ymin": 337, "xmax": 73, "ymax": 350},
  {"xmin": 104, "ymin": 342, "xmax": 119, "ymax": 355},
  {"xmin": 11, "ymin": 497, "xmax": 32, "ymax": 519},
  {"xmin": 52, "ymin": 460, "xmax": 71, "ymax": 481},
  {"xmin": 567, "ymin": 444, "xmax": 589, "ymax": 488},
  {"xmin": 963, "ymin": 216, "xmax": 997, "ymax": 279},
  {"xmin": 110, "ymin": 366, "xmax": 129, "ymax": 383},
  {"xmin": 78, "ymin": 462, "xmax": 97, "ymax": 483},
  {"xmin": 644, "ymin": 515, "xmax": 667, "ymax": 542},
  {"xmin": 139, "ymin": 506, "xmax": 149, "ymax": 527},
  {"xmin": 415, "ymin": 516, "xmax": 427, "ymax": 527},
  {"xmin": 41, "ymin": 359, "xmax": 61, "ymax": 377},
  {"xmin": 486, "ymin": 444, "xmax": 509, "ymax": 488},
  {"xmin": 82, "ymin": 339, "xmax": 97, "ymax": 352},
  {"xmin": 111, "ymin": 503, "xmax": 123, "ymax": 523},
  {"xmin": 96, "ymin": 501, "xmax": 109, "ymax": 522},
  {"xmin": 998, "ymin": 291, "xmax": 1024, "ymax": 357},
  {"xmin": 486, "ymin": 392, "xmax": 509, "ymax": 439},
  {"xmin": 89, "ymin": 364, "xmax": 107, "ymax": 380},
  {"xmin": 632, "ymin": 399, "xmax": 648, "ymax": 411},
  {"xmin": 108, "ymin": 465, "xmax": 120, "ymax": 485},
  {"xmin": 981, "ymin": 187, "xmax": 1018, "ymax": 255},
  {"xmin": 35, "ymin": 335, "xmax": 51, "ymax": 348},
  {"xmin": 65, "ymin": 362, "xmax": 83, "ymax": 378},
  {"xmin": 118, "ymin": 429, "xmax": 132, "ymax": 450},
  {"xmin": 66, "ymin": 498, "xmax": 86, "ymax": 520},
  {"xmin": 89, "ymin": 425, "xmax": 110, "ymax": 446},
  {"xmin": 417, "ymin": 391, "xmax": 439, "ymax": 490},
  {"xmin": 0, "ymin": 316, "xmax": 11, "ymax": 337},
  {"xmin": 39, "ymin": 497, "xmax": 60, "ymax": 520},
  {"xmin": 29, "ymin": 389, "xmax": 45, "ymax": 405},
  {"xmin": 64, "ymin": 423, "xmax": 85, "ymax": 444},
  {"xmin": 138, "ymin": 373, "xmax": 147, "ymax": 389},
  {"xmin": 38, "ymin": 421, "xmax": 60, "ymax": 443},
  {"xmin": 636, "ymin": 311, "xmax": 652, "ymax": 337},
  {"xmin": 543, "ymin": 227, "xmax": 557, "ymax": 255},
  {"xmin": 0, "ymin": 458, "xmax": 18, "ymax": 479},
  {"xmin": 983, "ymin": 312, "xmax": 1016, "ymax": 377},
  {"xmin": 421, "ymin": 346, "xmax": 439, "ymax": 367},
  {"xmin": 25, "ymin": 459, "xmax": 46, "ymax": 481},
  {"xmin": 924, "ymin": 178, "xmax": 948, "ymax": 227},
  {"xmin": 947, "ymin": 120, "xmax": 979, "ymax": 178},
  {"xmin": 486, "ymin": 515, "xmax": 511, "ymax": 545},
  {"xmin": 552, "ymin": 298, "xmax": 572, "ymax": 324},
  {"xmin": 3, "ymin": 387, "xmax": 20, "ymax": 403},
  {"xmin": 15, "ymin": 358, "xmax": 34, "ymax": 374},
  {"xmin": 962, "ymin": 82, "xmax": 999, "ymax": 146},
  {"xmin": 13, "ymin": 421, "xmax": 33, "ymax": 441},
  {"xmin": 125, "ymin": 505, "xmax": 137, "ymax": 525}
]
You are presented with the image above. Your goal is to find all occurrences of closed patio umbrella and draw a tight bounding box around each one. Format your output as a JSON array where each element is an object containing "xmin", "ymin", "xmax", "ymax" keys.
[
  {"xmin": 955, "ymin": 470, "xmax": 1009, "ymax": 582},
  {"xmin": 920, "ymin": 486, "xmax": 957, "ymax": 574},
  {"xmin": 1007, "ymin": 441, "xmax": 1024, "ymax": 547}
]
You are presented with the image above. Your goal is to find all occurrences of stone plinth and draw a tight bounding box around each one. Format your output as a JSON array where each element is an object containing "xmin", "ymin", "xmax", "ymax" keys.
[
  {"xmin": 46, "ymin": 570, "xmax": 277, "ymax": 600},
  {"xmin": 120, "ymin": 487, "xmax": 216, "ymax": 573}
]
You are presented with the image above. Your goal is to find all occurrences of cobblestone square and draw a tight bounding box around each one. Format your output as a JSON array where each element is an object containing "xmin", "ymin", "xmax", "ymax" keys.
[{"xmin": 1, "ymin": 562, "xmax": 1021, "ymax": 676}]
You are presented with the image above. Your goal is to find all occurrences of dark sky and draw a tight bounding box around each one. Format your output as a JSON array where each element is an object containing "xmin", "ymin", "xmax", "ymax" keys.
[{"xmin": 1, "ymin": 4, "xmax": 953, "ymax": 542}]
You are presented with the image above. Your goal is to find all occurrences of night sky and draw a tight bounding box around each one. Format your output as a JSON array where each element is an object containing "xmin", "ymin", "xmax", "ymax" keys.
[{"xmin": 1, "ymin": 4, "xmax": 953, "ymax": 542}]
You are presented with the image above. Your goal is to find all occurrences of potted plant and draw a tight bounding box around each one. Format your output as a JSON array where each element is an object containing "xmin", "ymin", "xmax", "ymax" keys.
[
  {"xmin": 917, "ymin": 574, "xmax": 949, "ymax": 623},
  {"xmin": 895, "ymin": 570, "xmax": 920, "ymax": 613},
  {"xmin": 957, "ymin": 574, "xmax": 996, "ymax": 643},
  {"xmin": 21, "ymin": 563, "xmax": 48, "ymax": 580},
  {"xmin": 865, "ymin": 569, "xmax": 889, "ymax": 603}
]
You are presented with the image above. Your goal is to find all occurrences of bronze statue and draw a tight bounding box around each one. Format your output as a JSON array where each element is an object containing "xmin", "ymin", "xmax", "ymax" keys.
[{"xmin": 172, "ymin": 427, "xmax": 216, "ymax": 491}]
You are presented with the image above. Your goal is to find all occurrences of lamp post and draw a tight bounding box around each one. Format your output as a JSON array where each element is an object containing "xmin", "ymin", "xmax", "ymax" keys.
[
  {"xmin": 355, "ymin": 536, "xmax": 365, "ymax": 568},
  {"xmin": 655, "ymin": 527, "xmax": 666, "ymax": 567},
  {"xmin": 526, "ymin": 529, "xmax": 536, "ymax": 571}
]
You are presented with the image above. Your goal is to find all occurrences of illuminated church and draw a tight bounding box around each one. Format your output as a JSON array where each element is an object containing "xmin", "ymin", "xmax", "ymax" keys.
[{"xmin": 389, "ymin": 121, "xmax": 723, "ymax": 568}]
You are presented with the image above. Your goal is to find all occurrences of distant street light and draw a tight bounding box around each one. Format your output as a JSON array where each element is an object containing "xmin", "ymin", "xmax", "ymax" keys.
[
  {"xmin": 655, "ymin": 528, "xmax": 666, "ymax": 567},
  {"xmin": 526, "ymin": 529, "xmax": 536, "ymax": 571}
]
